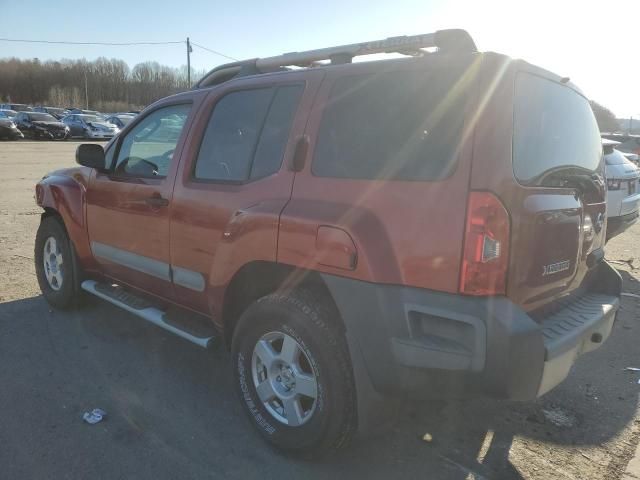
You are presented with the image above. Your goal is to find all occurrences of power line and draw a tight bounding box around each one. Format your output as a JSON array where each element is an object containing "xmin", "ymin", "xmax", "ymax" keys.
[
  {"xmin": 190, "ymin": 42, "xmax": 238, "ymax": 61},
  {"xmin": 0, "ymin": 38, "xmax": 184, "ymax": 46},
  {"xmin": 0, "ymin": 36, "xmax": 239, "ymax": 67}
]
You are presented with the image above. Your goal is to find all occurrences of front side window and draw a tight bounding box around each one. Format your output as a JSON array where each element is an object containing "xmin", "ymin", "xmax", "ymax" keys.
[
  {"xmin": 28, "ymin": 113, "xmax": 56, "ymax": 122},
  {"xmin": 312, "ymin": 67, "xmax": 469, "ymax": 181},
  {"xmin": 194, "ymin": 85, "xmax": 303, "ymax": 182},
  {"xmin": 114, "ymin": 104, "xmax": 191, "ymax": 178}
]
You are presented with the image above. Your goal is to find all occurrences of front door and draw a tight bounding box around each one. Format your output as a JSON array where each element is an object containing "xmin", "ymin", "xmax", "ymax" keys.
[
  {"xmin": 67, "ymin": 115, "xmax": 83, "ymax": 137},
  {"xmin": 86, "ymin": 101, "xmax": 195, "ymax": 301}
]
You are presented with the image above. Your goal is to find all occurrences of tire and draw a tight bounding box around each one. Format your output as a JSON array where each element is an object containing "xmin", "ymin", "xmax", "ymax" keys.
[
  {"xmin": 231, "ymin": 289, "xmax": 357, "ymax": 457},
  {"xmin": 34, "ymin": 216, "xmax": 81, "ymax": 309}
]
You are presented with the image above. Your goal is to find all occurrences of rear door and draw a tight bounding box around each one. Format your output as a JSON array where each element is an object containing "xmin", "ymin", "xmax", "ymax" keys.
[
  {"xmin": 168, "ymin": 71, "xmax": 323, "ymax": 317},
  {"xmin": 472, "ymin": 62, "xmax": 606, "ymax": 312}
]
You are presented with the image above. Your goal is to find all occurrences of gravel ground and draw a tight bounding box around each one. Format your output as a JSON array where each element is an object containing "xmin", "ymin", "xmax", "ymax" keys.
[{"xmin": 0, "ymin": 141, "xmax": 638, "ymax": 479}]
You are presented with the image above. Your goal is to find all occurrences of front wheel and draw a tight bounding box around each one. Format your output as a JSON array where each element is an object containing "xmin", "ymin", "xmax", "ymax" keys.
[
  {"xmin": 231, "ymin": 289, "xmax": 357, "ymax": 456},
  {"xmin": 34, "ymin": 216, "xmax": 81, "ymax": 309}
]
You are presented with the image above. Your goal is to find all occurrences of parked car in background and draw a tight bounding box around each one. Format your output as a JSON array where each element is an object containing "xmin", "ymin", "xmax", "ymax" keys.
[
  {"xmin": 67, "ymin": 108, "xmax": 100, "ymax": 116},
  {"xmin": 105, "ymin": 114, "xmax": 135, "ymax": 129},
  {"xmin": 63, "ymin": 114, "xmax": 119, "ymax": 139},
  {"xmin": 602, "ymin": 133, "xmax": 640, "ymax": 156},
  {"xmin": 14, "ymin": 111, "xmax": 70, "ymax": 140},
  {"xmin": 0, "ymin": 103, "xmax": 32, "ymax": 112},
  {"xmin": 0, "ymin": 117, "xmax": 24, "ymax": 140},
  {"xmin": 0, "ymin": 109, "xmax": 17, "ymax": 119},
  {"xmin": 604, "ymin": 139, "xmax": 640, "ymax": 240},
  {"xmin": 33, "ymin": 106, "xmax": 69, "ymax": 120}
]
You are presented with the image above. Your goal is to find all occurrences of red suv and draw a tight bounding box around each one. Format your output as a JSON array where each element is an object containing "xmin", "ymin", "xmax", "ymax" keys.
[{"xmin": 34, "ymin": 30, "xmax": 621, "ymax": 455}]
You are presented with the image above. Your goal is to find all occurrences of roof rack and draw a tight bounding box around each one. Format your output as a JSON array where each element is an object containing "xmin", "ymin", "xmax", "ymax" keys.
[{"xmin": 194, "ymin": 29, "xmax": 476, "ymax": 89}]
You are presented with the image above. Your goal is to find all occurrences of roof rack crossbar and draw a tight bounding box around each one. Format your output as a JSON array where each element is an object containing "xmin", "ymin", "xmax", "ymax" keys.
[
  {"xmin": 195, "ymin": 29, "xmax": 476, "ymax": 89},
  {"xmin": 256, "ymin": 29, "xmax": 475, "ymax": 70}
]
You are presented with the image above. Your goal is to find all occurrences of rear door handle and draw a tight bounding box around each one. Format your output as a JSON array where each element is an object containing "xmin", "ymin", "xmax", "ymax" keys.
[{"xmin": 144, "ymin": 195, "xmax": 169, "ymax": 207}]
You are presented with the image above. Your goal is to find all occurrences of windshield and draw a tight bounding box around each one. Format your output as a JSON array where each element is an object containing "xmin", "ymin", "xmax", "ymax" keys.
[
  {"xmin": 513, "ymin": 73, "xmax": 602, "ymax": 186},
  {"xmin": 28, "ymin": 113, "xmax": 57, "ymax": 122},
  {"xmin": 117, "ymin": 115, "xmax": 133, "ymax": 125},
  {"xmin": 79, "ymin": 115, "xmax": 100, "ymax": 123}
]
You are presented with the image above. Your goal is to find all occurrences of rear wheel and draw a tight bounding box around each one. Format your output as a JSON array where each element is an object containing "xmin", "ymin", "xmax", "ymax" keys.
[
  {"xmin": 34, "ymin": 216, "xmax": 81, "ymax": 309},
  {"xmin": 231, "ymin": 289, "xmax": 357, "ymax": 456}
]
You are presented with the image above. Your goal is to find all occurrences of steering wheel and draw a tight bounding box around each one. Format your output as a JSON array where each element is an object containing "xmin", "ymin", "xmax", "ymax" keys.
[{"xmin": 116, "ymin": 156, "xmax": 160, "ymax": 176}]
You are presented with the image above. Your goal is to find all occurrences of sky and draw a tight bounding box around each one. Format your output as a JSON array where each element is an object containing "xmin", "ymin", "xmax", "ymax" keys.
[{"xmin": 1, "ymin": 0, "xmax": 639, "ymax": 117}]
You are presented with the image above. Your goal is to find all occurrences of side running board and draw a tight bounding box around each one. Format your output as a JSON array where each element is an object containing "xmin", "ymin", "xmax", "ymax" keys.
[{"xmin": 81, "ymin": 280, "xmax": 215, "ymax": 348}]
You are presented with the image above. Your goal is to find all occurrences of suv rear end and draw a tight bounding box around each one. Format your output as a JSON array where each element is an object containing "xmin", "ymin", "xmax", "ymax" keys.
[
  {"xmin": 464, "ymin": 55, "xmax": 621, "ymax": 396},
  {"xmin": 287, "ymin": 51, "xmax": 621, "ymax": 403}
]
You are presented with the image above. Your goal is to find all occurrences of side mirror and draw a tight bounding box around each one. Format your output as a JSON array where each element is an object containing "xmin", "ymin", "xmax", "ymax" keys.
[{"xmin": 76, "ymin": 144, "xmax": 106, "ymax": 170}]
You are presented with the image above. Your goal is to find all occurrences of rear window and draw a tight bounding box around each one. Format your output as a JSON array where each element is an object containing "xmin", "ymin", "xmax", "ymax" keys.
[
  {"xmin": 513, "ymin": 74, "xmax": 602, "ymax": 186},
  {"xmin": 312, "ymin": 66, "xmax": 468, "ymax": 181},
  {"xmin": 605, "ymin": 149, "xmax": 629, "ymax": 166}
]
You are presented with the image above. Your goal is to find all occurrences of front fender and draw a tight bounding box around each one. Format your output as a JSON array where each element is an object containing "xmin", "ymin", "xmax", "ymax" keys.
[{"xmin": 35, "ymin": 168, "xmax": 98, "ymax": 272}]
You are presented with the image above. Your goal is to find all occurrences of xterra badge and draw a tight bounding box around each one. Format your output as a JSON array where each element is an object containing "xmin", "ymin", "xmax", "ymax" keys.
[{"xmin": 543, "ymin": 260, "xmax": 571, "ymax": 276}]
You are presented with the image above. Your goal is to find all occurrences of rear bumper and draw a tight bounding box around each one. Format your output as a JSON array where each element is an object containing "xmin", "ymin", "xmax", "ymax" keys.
[
  {"xmin": 322, "ymin": 261, "xmax": 621, "ymax": 402},
  {"xmin": 536, "ymin": 292, "xmax": 617, "ymax": 395}
]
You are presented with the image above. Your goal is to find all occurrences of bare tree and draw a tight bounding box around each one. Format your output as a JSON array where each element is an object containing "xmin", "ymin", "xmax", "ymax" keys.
[
  {"xmin": 0, "ymin": 56, "xmax": 194, "ymax": 110},
  {"xmin": 590, "ymin": 100, "xmax": 619, "ymax": 133}
]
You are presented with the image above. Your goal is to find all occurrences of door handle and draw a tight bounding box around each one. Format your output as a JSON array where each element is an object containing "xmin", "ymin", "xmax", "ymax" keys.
[
  {"xmin": 291, "ymin": 135, "xmax": 309, "ymax": 172},
  {"xmin": 144, "ymin": 195, "xmax": 169, "ymax": 207}
]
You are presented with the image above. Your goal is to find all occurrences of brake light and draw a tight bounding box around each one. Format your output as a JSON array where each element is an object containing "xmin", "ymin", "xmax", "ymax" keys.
[
  {"xmin": 607, "ymin": 178, "xmax": 622, "ymax": 191},
  {"xmin": 460, "ymin": 191, "xmax": 510, "ymax": 295}
]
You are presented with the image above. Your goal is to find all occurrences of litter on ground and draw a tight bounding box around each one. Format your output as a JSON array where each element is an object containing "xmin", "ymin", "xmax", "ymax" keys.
[{"xmin": 82, "ymin": 408, "xmax": 107, "ymax": 425}]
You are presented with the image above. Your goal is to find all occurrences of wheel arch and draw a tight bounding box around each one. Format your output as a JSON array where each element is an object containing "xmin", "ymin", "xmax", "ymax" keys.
[
  {"xmin": 36, "ymin": 172, "xmax": 97, "ymax": 273},
  {"xmin": 222, "ymin": 261, "xmax": 345, "ymax": 348}
]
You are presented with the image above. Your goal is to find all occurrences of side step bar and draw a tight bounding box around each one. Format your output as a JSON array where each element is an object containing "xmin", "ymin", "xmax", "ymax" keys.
[{"xmin": 81, "ymin": 280, "xmax": 215, "ymax": 348}]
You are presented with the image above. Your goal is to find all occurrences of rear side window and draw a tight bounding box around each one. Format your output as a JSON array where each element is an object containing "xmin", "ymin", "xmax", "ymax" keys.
[
  {"xmin": 312, "ymin": 67, "xmax": 468, "ymax": 180},
  {"xmin": 194, "ymin": 85, "xmax": 303, "ymax": 182},
  {"xmin": 513, "ymin": 74, "xmax": 602, "ymax": 186}
]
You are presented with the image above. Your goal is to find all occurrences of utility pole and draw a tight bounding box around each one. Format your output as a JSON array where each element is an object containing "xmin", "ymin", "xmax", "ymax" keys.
[
  {"xmin": 186, "ymin": 37, "xmax": 192, "ymax": 88},
  {"xmin": 84, "ymin": 70, "xmax": 89, "ymax": 109}
]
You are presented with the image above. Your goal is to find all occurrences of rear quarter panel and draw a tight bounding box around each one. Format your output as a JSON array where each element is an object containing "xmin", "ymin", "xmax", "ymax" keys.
[{"xmin": 278, "ymin": 56, "xmax": 482, "ymax": 292}]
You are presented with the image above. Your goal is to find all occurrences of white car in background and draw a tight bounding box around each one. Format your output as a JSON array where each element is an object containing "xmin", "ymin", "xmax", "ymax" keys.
[
  {"xmin": 604, "ymin": 138, "xmax": 640, "ymax": 240},
  {"xmin": 621, "ymin": 151, "xmax": 639, "ymax": 166}
]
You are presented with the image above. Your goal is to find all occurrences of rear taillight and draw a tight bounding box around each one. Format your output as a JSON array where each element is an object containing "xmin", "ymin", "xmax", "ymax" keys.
[
  {"xmin": 460, "ymin": 191, "xmax": 510, "ymax": 295},
  {"xmin": 607, "ymin": 178, "xmax": 622, "ymax": 190}
]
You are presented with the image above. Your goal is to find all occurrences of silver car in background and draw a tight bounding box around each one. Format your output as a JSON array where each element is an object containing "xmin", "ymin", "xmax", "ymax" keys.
[
  {"xmin": 62, "ymin": 114, "xmax": 119, "ymax": 139},
  {"xmin": 604, "ymin": 138, "xmax": 640, "ymax": 240}
]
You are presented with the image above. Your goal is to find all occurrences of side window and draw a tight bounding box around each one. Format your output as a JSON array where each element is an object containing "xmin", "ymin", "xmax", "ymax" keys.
[
  {"xmin": 194, "ymin": 85, "xmax": 303, "ymax": 182},
  {"xmin": 114, "ymin": 104, "xmax": 191, "ymax": 178},
  {"xmin": 312, "ymin": 68, "xmax": 468, "ymax": 181}
]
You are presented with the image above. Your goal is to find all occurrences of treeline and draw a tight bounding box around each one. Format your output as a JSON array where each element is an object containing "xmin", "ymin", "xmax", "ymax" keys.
[
  {"xmin": 590, "ymin": 100, "xmax": 619, "ymax": 133},
  {"xmin": 0, "ymin": 57, "xmax": 206, "ymax": 112}
]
